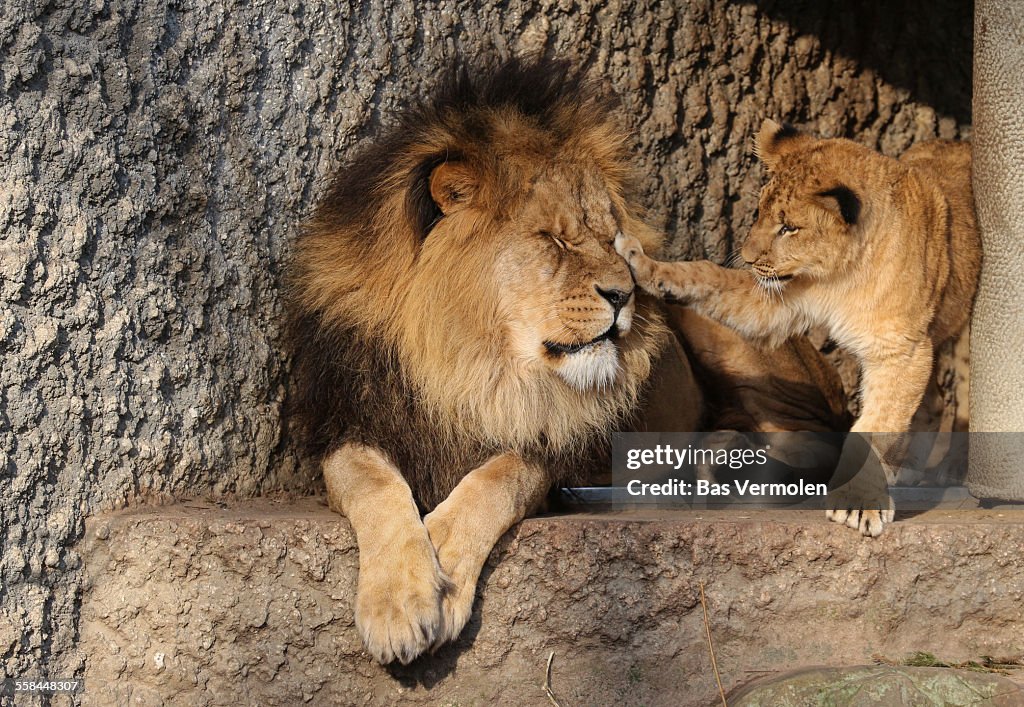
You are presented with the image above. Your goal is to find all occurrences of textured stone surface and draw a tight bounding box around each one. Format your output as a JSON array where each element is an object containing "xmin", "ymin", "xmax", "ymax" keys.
[
  {"xmin": 967, "ymin": 1, "xmax": 1024, "ymax": 501},
  {"xmin": 0, "ymin": 0, "xmax": 973, "ymax": 684},
  {"xmin": 731, "ymin": 666, "xmax": 1024, "ymax": 707},
  {"xmin": 78, "ymin": 503, "xmax": 1024, "ymax": 706}
]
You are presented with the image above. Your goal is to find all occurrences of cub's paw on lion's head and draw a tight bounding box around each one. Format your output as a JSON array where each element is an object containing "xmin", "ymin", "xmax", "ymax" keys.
[
  {"xmin": 614, "ymin": 232, "xmax": 662, "ymax": 295},
  {"xmin": 354, "ymin": 532, "xmax": 453, "ymax": 665},
  {"xmin": 614, "ymin": 231, "xmax": 645, "ymax": 262}
]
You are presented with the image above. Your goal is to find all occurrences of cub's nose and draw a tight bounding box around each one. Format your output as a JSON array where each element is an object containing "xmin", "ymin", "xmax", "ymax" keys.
[{"xmin": 595, "ymin": 286, "xmax": 633, "ymax": 311}]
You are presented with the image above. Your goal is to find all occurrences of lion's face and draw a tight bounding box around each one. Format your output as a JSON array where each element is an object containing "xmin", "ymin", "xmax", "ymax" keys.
[
  {"xmin": 410, "ymin": 159, "xmax": 643, "ymax": 393},
  {"xmin": 492, "ymin": 165, "xmax": 637, "ymax": 391},
  {"xmin": 297, "ymin": 88, "xmax": 666, "ymax": 449}
]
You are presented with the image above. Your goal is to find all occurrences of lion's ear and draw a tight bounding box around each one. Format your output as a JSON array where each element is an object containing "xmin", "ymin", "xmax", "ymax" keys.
[
  {"xmin": 429, "ymin": 161, "xmax": 477, "ymax": 215},
  {"xmin": 754, "ymin": 119, "xmax": 813, "ymax": 172}
]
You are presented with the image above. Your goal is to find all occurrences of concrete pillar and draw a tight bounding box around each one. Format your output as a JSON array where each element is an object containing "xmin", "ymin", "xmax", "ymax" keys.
[{"xmin": 967, "ymin": 0, "xmax": 1024, "ymax": 500}]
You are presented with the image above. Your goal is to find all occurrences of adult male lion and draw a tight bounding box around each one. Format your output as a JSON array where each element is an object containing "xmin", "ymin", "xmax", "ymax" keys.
[{"xmin": 287, "ymin": 57, "xmax": 847, "ymax": 665}]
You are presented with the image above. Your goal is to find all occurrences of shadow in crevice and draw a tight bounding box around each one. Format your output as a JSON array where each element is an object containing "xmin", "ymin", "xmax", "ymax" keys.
[{"xmin": 731, "ymin": 0, "xmax": 973, "ymax": 124}]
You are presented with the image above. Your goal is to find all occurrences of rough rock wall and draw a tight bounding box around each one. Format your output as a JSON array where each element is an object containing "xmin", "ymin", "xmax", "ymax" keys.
[{"xmin": 0, "ymin": 0, "xmax": 971, "ymax": 684}]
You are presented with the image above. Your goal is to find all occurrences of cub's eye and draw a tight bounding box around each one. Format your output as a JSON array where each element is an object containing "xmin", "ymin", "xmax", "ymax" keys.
[
  {"xmin": 752, "ymin": 208, "xmax": 760, "ymax": 222},
  {"xmin": 778, "ymin": 223, "xmax": 797, "ymax": 236}
]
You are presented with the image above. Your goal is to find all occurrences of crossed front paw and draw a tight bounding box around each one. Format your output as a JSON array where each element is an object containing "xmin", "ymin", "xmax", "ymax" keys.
[
  {"xmin": 423, "ymin": 509, "xmax": 483, "ymax": 650},
  {"xmin": 354, "ymin": 510, "xmax": 486, "ymax": 664},
  {"xmin": 354, "ymin": 532, "xmax": 453, "ymax": 665}
]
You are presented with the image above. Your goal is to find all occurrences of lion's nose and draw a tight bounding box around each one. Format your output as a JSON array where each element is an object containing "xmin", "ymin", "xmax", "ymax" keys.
[{"xmin": 595, "ymin": 286, "xmax": 633, "ymax": 311}]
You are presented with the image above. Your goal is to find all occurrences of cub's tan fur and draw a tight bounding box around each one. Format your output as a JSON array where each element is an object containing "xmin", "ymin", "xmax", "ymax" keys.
[
  {"xmin": 617, "ymin": 120, "xmax": 980, "ymax": 537},
  {"xmin": 288, "ymin": 63, "xmax": 849, "ymax": 666}
]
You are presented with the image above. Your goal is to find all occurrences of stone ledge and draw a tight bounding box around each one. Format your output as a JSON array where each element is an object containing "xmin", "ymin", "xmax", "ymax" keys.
[
  {"xmin": 78, "ymin": 499, "xmax": 1024, "ymax": 706},
  {"xmin": 731, "ymin": 666, "xmax": 1024, "ymax": 706}
]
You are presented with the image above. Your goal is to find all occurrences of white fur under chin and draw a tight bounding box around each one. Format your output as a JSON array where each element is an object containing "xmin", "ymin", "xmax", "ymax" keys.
[
  {"xmin": 555, "ymin": 340, "xmax": 620, "ymax": 391},
  {"xmin": 616, "ymin": 307, "xmax": 633, "ymax": 335}
]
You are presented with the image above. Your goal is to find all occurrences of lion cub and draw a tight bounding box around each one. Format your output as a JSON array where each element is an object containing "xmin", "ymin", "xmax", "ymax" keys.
[{"xmin": 616, "ymin": 119, "xmax": 980, "ymax": 536}]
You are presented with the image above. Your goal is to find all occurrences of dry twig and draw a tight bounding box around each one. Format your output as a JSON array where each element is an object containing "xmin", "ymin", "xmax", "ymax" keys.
[
  {"xmin": 700, "ymin": 581, "xmax": 728, "ymax": 707},
  {"xmin": 543, "ymin": 650, "xmax": 563, "ymax": 707}
]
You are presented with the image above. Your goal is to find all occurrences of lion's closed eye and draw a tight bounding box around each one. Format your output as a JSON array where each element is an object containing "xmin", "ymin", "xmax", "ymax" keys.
[{"xmin": 539, "ymin": 230, "xmax": 570, "ymax": 250}]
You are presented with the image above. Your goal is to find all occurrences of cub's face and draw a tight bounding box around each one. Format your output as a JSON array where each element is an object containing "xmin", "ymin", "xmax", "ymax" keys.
[
  {"xmin": 419, "ymin": 159, "xmax": 641, "ymax": 392},
  {"xmin": 742, "ymin": 119, "xmax": 865, "ymax": 290},
  {"xmin": 742, "ymin": 181, "xmax": 853, "ymax": 287}
]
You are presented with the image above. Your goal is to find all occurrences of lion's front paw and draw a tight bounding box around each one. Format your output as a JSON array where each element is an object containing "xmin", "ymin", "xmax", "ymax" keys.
[
  {"xmin": 423, "ymin": 510, "xmax": 486, "ymax": 650},
  {"xmin": 355, "ymin": 532, "xmax": 452, "ymax": 665},
  {"xmin": 826, "ymin": 496, "xmax": 895, "ymax": 538},
  {"xmin": 432, "ymin": 565, "xmax": 476, "ymax": 650}
]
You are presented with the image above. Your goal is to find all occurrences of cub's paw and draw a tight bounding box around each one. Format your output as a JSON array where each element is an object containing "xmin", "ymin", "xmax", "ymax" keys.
[
  {"xmin": 826, "ymin": 498, "xmax": 895, "ymax": 538},
  {"xmin": 423, "ymin": 510, "xmax": 484, "ymax": 650},
  {"xmin": 614, "ymin": 232, "xmax": 664, "ymax": 295},
  {"xmin": 355, "ymin": 531, "xmax": 452, "ymax": 665},
  {"xmin": 614, "ymin": 231, "xmax": 645, "ymax": 262}
]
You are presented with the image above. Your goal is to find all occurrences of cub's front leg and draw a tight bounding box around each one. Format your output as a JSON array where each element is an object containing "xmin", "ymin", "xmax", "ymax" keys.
[
  {"xmin": 614, "ymin": 233, "xmax": 797, "ymax": 341},
  {"xmin": 323, "ymin": 444, "xmax": 451, "ymax": 665},
  {"xmin": 424, "ymin": 453, "xmax": 550, "ymax": 649},
  {"xmin": 828, "ymin": 341, "xmax": 934, "ymax": 536},
  {"xmin": 614, "ymin": 232, "xmax": 714, "ymax": 303}
]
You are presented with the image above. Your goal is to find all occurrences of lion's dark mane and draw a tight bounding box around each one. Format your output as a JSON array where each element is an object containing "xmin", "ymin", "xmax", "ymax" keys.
[{"xmin": 287, "ymin": 310, "xmax": 608, "ymax": 511}]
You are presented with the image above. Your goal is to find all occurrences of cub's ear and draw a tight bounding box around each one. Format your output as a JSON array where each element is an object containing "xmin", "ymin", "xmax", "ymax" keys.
[
  {"xmin": 406, "ymin": 157, "xmax": 476, "ymax": 239},
  {"xmin": 813, "ymin": 185, "xmax": 862, "ymax": 226},
  {"xmin": 754, "ymin": 119, "xmax": 813, "ymax": 172},
  {"xmin": 429, "ymin": 161, "xmax": 477, "ymax": 215}
]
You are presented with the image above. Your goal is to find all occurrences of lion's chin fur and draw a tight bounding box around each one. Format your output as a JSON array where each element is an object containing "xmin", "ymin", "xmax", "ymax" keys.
[
  {"xmin": 404, "ymin": 313, "xmax": 665, "ymax": 455},
  {"xmin": 554, "ymin": 340, "xmax": 621, "ymax": 392}
]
